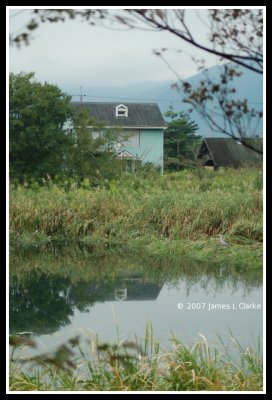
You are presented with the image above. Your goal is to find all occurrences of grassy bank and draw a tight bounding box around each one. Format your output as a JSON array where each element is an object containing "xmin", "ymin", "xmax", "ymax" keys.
[
  {"xmin": 10, "ymin": 168, "xmax": 263, "ymax": 268},
  {"xmin": 9, "ymin": 329, "xmax": 263, "ymax": 391},
  {"xmin": 9, "ymin": 244, "xmax": 262, "ymax": 287}
]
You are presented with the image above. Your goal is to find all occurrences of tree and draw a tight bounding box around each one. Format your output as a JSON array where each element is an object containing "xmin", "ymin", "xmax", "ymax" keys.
[
  {"xmin": 9, "ymin": 8, "xmax": 263, "ymax": 153},
  {"xmin": 65, "ymin": 108, "xmax": 123, "ymax": 184},
  {"xmin": 10, "ymin": 272, "xmax": 74, "ymax": 335},
  {"xmin": 124, "ymin": 9, "xmax": 262, "ymax": 73},
  {"xmin": 9, "ymin": 72, "xmax": 73, "ymax": 180},
  {"xmin": 9, "ymin": 72, "xmax": 124, "ymax": 184},
  {"xmin": 164, "ymin": 107, "xmax": 201, "ymax": 171}
]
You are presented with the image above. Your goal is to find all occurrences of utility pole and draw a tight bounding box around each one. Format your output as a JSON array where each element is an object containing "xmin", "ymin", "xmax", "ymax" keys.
[
  {"xmin": 79, "ymin": 86, "xmax": 85, "ymax": 103},
  {"xmin": 73, "ymin": 86, "xmax": 86, "ymax": 102}
]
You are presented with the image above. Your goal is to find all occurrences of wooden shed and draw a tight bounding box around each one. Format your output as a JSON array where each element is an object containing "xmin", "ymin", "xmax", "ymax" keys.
[{"xmin": 197, "ymin": 138, "xmax": 263, "ymax": 169}]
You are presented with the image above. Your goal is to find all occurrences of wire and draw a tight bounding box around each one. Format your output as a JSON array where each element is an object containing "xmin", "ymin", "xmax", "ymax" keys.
[
  {"xmin": 71, "ymin": 93, "xmax": 263, "ymax": 105},
  {"xmin": 72, "ymin": 94, "xmax": 181, "ymax": 103}
]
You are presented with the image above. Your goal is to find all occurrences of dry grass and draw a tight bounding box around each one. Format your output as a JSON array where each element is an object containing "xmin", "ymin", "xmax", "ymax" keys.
[
  {"xmin": 10, "ymin": 167, "xmax": 263, "ymax": 268},
  {"xmin": 9, "ymin": 327, "xmax": 263, "ymax": 392}
]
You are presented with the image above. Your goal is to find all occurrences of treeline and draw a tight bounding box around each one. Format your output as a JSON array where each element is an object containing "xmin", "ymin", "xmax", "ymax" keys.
[{"xmin": 10, "ymin": 72, "xmax": 201, "ymax": 184}]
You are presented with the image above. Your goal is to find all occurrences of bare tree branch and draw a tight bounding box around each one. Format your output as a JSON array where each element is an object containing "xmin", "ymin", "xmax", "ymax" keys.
[{"xmin": 127, "ymin": 9, "xmax": 263, "ymax": 74}]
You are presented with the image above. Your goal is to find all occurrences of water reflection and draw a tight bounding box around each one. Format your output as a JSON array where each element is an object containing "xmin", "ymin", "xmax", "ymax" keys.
[
  {"xmin": 10, "ymin": 273, "xmax": 164, "ymax": 335},
  {"xmin": 10, "ymin": 244, "xmax": 262, "ymax": 343}
]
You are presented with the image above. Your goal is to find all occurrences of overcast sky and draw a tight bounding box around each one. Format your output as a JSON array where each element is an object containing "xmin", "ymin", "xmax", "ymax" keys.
[{"xmin": 9, "ymin": 8, "xmax": 221, "ymax": 89}]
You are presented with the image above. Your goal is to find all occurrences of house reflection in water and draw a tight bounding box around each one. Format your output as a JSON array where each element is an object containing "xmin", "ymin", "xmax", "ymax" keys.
[
  {"xmin": 83, "ymin": 277, "xmax": 163, "ymax": 302},
  {"xmin": 69, "ymin": 277, "xmax": 163, "ymax": 304},
  {"xmin": 9, "ymin": 273, "xmax": 164, "ymax": 336},
  {"xmin": 112, "ymin": 278, "xmax": 163, "ymax": 302},
  {"xmin": 115, "ymin": 288, "xmax": 127, "ymax": 301}
]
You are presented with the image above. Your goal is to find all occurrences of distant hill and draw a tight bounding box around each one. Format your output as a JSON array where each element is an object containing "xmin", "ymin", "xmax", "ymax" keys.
[{"xmin": 61, "ymin": 64, "xmax": 263, "ymax": 137}]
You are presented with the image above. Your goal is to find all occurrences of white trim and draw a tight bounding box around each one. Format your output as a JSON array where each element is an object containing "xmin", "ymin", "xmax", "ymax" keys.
[{"xmin": 115, "ymin": 104, "xmax": 128, "ymax": 117}]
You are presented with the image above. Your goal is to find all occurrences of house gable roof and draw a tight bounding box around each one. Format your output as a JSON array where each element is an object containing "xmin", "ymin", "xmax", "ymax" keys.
[
  {"xmin": 72, "ymin": 102, "xmax": 166, "ymax": 128},
  {"xmin": 198, "ymin": 138, "xmax": 263, "ymax": 167}
]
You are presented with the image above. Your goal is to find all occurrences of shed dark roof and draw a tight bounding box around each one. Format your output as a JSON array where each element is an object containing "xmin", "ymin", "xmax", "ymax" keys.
[
  {"xmin": 198, "ymin": 138, "xmax": 263, "ymax": 168},
  {"xmin": 72, "ymin": 102, "xmax": 166, "ymax": 128}
]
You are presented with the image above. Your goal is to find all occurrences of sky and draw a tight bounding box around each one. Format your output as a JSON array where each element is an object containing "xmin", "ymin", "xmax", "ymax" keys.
[{"xmin": 8, "ymin": 7, "xmax": 221, "ymax": 89}]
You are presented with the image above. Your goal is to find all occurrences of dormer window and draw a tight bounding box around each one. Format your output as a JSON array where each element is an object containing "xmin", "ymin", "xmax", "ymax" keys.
[{"xmin": 115, "ymin": 104, "xmax": 128, "ymax": 117}]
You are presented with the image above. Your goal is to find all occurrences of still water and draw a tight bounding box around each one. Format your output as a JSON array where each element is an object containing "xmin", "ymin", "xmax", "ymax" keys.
[{"xmin": 10, "ymin": 245, "xmax": 263, "ymax": 355}]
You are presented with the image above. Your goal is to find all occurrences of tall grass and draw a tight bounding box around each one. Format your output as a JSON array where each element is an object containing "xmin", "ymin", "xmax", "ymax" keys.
[
  {"xmin": 10, "ymin": 168, "xmax": 263, "ymax": 268},
  {"xmin": 9, "ymin": 328, "xmax": 263, "ymax": 391}
]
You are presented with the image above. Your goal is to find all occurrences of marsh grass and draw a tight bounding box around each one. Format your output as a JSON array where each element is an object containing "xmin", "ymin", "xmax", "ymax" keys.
[
  {"xmin": 9, "ymin": 326, "xmax": 263, "ymax": 391},
  {"xmin": 10, "ymin": 168, "xmax": 263, "ymax": 267}
]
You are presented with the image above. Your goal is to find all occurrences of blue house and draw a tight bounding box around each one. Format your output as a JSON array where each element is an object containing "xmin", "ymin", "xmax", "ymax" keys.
[{"xmin": 72, "ymin": 102, "xmax": 166, "ymax": 173}]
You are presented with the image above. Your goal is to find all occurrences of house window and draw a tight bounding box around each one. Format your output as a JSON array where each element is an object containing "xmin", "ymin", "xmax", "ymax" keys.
[
  {"xmin": 121, "ymin": 130, "xmax": 140, "ymax": 148},
  {"xmin": 115, "ymin": 104, "xmax": 128, "ymax": 117}
]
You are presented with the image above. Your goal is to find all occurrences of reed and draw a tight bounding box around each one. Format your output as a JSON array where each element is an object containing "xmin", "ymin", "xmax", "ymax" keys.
[
  {"xmin": 10, "ymin": 167, "xmax": 263, "ymax": 268},
  {"xmin": 9, "ymin": 327, "xmax": 263, "ymax": 391}
]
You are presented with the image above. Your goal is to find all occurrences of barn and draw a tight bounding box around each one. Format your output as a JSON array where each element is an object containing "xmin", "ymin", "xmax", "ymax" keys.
[{"xmin": 197, "ymin": 138, "xmax": 263, "ymax": 169}]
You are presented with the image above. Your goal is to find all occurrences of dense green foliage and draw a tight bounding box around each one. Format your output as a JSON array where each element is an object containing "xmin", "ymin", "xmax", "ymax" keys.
[
  {"xmin": 164, "ymin": 107, "xmax": 202, "ymax": 171},
  {"xmin": 10, "ymin": 168, "xmax": 263, "ymax": 268},
  {"xmin": 9, "ymin": 72, "xmax": 72, "ymax": 180}
]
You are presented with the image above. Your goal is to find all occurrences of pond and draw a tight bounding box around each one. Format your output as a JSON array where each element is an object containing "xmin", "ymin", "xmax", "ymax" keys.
[{"xmin": 9, "ymin": 244, "xmax": 263, "ymax": 357}]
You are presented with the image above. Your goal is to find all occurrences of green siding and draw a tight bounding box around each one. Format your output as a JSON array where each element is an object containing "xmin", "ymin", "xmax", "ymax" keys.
[{"xmin": 123, "ymin": 129, "xmax": 164, "ymax": 172}]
